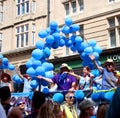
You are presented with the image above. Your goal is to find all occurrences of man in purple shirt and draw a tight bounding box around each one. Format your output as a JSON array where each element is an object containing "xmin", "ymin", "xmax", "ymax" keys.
[{"xmin": 37, "ymin": 63, "xmax": 77, "ymax": 91}]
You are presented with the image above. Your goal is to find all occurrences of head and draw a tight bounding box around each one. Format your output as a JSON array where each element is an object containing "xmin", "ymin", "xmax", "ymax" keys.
[
  {"xmin": 60, "ymin": 63, "xmax": 70, "ymax": 73},
  {"xmin": 65, "ymin": 92, "xmax": 75, "ymax": 106},
  {"xmin": 104, "ymin": 59, "xmax": 115, "ymax": 72},
  {"xmin": 1, "ymin": 73, "xmax": 11, "ymax": 83},
  {"xmin": 83, "ymin": 66, "xmax": 90, "ymax": 75},
  {"xmin": 38, "ymin": 100, "xmax": 55, "ymax": 118},
  {"xmin": 16, "ymin": 99, "xmax": 25, "ymax": 111},
  {"xmin": 8, "ymin": 107, "xmax": 23, "ymax": 118},
  {"xmin": 78, "ymin": 99, "xmax": 95, "ymax": 118},
  {"xmin": 0, "ymin": 86, "xmax": 11, "ymax": 103},
  {"xmin": 96, "ymin": 103, "xmax": 109, "ymax": 118},
  {"xmin": 32, "ymin": 91, "xmax": 46, "ymax": 111}
]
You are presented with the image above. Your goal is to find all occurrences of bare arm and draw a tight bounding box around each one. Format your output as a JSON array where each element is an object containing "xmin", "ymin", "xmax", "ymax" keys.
[
  {"xmin": 36, "ymin": 75, "xmax": 53, "ymax": 83},
  {"xmin": 14, "ymin": 68, "xmax": 24, "ymax": 80},
  {"xmin": 89, "ymin": 54, "xmax": 103, "ymax": 73}
]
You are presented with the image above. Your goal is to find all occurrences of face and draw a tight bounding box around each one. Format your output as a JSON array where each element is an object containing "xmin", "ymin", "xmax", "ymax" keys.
[
  {"xmin": 61, "ymin": 67, "xmax": 69, "ymax": 73},
  {"xmin": 85, "ymin": 106, "xmax": 95, "ymax": 116},
  {"xmin": 3, "ymin": 77, "xmax": 8, "ymax": 83},
  {"xmin": 107, "ymin": 65, "xmax": 114, "ymax": 72},
  {"xmin": 18, "ymin": 102, "xmax": 25, "ymax": 110},
  {"xmin": 65, "ymin": 93, "xmax": 75, "ymax": 106},
  {"xmin": 83, "ymin": 67, "xmax": 88, "ymax": 75}
]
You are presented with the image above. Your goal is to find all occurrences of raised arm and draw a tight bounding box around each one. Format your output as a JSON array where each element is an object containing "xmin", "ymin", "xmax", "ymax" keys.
[
  {"xmin": 89, "ymin": 54, "xmax": 103, "ymax": 73},
  {"xmin": 14, "ymin": 68, "xmax": 24, "ymax": 80}
]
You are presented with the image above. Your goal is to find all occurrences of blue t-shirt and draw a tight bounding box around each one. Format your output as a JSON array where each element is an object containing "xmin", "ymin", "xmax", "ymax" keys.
[{"xmin": 102, "ymin": 68, "xmax": 117, "ymax": 90}]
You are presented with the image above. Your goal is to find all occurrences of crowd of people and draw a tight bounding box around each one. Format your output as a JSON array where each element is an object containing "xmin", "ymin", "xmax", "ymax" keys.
[{"xmin": 0, "ymin": 55, "xmax": 120, "ymax": 118}]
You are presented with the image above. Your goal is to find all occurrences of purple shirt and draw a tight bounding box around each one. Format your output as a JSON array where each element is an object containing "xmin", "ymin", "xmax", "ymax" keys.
[{"xmin": 52, "ymin": 73, "xmax": 76, "ymax": 90}]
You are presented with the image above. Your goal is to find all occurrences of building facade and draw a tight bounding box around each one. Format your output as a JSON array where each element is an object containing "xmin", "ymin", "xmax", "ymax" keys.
[{"xmin": 0, "ymin": 0, "xmax": 120, "ymax": 73}]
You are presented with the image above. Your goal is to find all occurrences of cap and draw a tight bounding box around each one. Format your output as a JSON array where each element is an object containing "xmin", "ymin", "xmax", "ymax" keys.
[
  {"xmin": 79, "ymin": 99, "xmax": 95, "ymax": 111},
  {"xmin": 60, "ymin": 63, "xmax": 69, "ymax": 69},
  {"xmin": 1, "ymin": 73, "xmax": 11, "ymax": 82},
  {"xmin": 106, "ymin": 59, "xmax": 113, "ymax": 63}
]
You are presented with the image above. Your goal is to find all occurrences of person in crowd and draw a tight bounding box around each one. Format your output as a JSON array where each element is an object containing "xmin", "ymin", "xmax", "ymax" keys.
[
  {"xmin": 96, "ymin": 102, "xmax": 109, "ymax": 118},
  {"xmin": 89, "ymin": 55, "xmax": 117, "ymax": 90},
  {"xmin": 15, "ymin": 67, "xmax": 34, "ymax": 93},
  {"xmin": 25, "ymin": 91, "xmax": 46, "ymax": 118},
  {"xmin": 78, "ymin": 99, "xmax": 95, "ymax": 118},
  {"xmin": 38, "ymin": 100, "xmax": 62, "ymax": 118},
  {"xmin": 16, "ymin": 99, "xmax": 28, "ymax": 117},
  {"xmin": 61, "ymin": 91, "xmax": 78, "ymax": 118},
  {"xmin": 0, "ymin": 86, "xmax": 12, "ymax": 115},
  {"xmin": 7, "ymin": 106, "xmax": 23, "ymax": 118},
  {"xmin": 0, "ymin": 102, "xmax": 7, "ymax": 118},
  {"xmin": 37, "ymin": 63, "xmax": 77, "ymax": 91},
  {"xmin": 68, "ymin": 66, "xmax": 94, "ymax": 90},
  {"xmin": 105, "ymin": 86, "xmax": 120, "ymax": 118},
  {"xmin": 0, "ymin": 72, "xmax": 13, "ymax": 92},
  {"xmin": 79, "ymin": 66, "xmax": 94, "ymax": 90}
]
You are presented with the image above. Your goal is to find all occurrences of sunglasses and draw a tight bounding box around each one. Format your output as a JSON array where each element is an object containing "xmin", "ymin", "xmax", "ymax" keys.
[{"xmin": 66, "ymin": 96, "xmax": 75, "ymax": 99}]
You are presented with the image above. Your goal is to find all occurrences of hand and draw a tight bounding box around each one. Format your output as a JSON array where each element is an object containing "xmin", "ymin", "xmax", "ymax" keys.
[
  {"xmin": 89, "ymin": 54, "xmax": 95, "ymax": 61},
  {"xmin": 36, "ymin": 75, "xmax": 43, "ymax": 79}
]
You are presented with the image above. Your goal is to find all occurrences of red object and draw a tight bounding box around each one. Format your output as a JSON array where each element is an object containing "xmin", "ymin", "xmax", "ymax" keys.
[{"xmin": 1, "ymin": 73, "xmax": 11, "ymax": 82}]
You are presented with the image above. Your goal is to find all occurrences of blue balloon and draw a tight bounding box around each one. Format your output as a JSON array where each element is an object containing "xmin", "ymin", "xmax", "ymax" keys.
[
  {"xmin": 50, "ymin": 21, "xmax": 58, "ymax": 30},
  {"xmin": 35, "ymin": 66, "xmax": 45, "ymax": 76},
  {"xmin": 59, "ymin": 39, "xmax": 65, "ymax": 47},
  {"xmin": 8, "ymin": 64, "xmax": 15, "ymax": 70},
  {"xmin": 13, "ymin": 75, "xmax": 23, "ymax": 83},
  {"xmin": 35, "ymin": 40, "xmax": 44, "ymax": 49},
  {"xmin": 93, "ymin": 52, "xmax": 99, "ymax": 60},
  {"xmin": 65, "ymin": 17, "xmax": 73, "ymax": 26},
  {"xmin": 70, "ymin": 24, "xmax": 80, "ymax": 33},
  {"xmin": 43, "ymin": 47, "xmax": 51, "ymax": 58},
  {"xmin": 38, "ymin": 30, "xmax": 47, "ymax": 38},
  {"xmin": 30, "ymin": 80, "xmax": 38, "ymax": 89},
  {"xmin": 65, "ymin": 39, "xmax": 73, "ymax": 47},
  {"xmin": 2, "ymin": 58, "xmax": 9, "ymax": 66},
  {"xmin": 75, "ymin": 36, "xmax": 83, "ymax": 44},
  {"xmin": 45, "ymin": 71, "xmax": 54, "ymax": 78},
  {"xmin": 42, "ymin": 88, "xmax": 49, "ymax": 95},
  {"xmin": 46, "ymin": 35, "xmax": 54, "ymax": 44},
  {"xmin": 61, "ymin": 26, "xmax": 70, "ymax": 34},
  {"xmin": 32, "ymin": 49, "xmax": 43, "ymax": 60},
  {"xmin": 0, "ymin": 54, "xmax": 3, "ymax": 59},
  {"xmin": 91, "ymin": 92, "xmax": 101, "ymax": 101},
  {"xmin": 70, "ymin": 45, "xmax": 77, "ymax": 52},
  {"xmin": 32, "ymin": 60, "xmax": 41, "ymax": 69},
  {"xmin": 79, "ymin": 42, "xmax": 89, "ymax": 51},
  {"xmin": 93, "ymin": 45, "xmax": 102, "ymax": 54},
  {"xmin": 53, "ymin": 33, "xmax": 60, "ymax": 40},
  {"xmin": 53, "ymin": 93, "xmax": 64, "ymax": 104},
  {"xmin": 42, "ymin": 62, "xmax": 54, "ymax": 71},
  {"xmin": 84, "ymin": 47, "xmax": 93, "ymax": 55},
  {"xmin": 26, "ymin": 60, "xmax": 33, "ymax": 68},
  {"xmin": 74, "ymin": 90, "xmax": 84, "ymax": 101},
  {"xmin": 41, "ymin": 79, "xmax": 49, "ymax": 86},
  {"xmin": 26, "ymin": 67, "xmax": 36, "ymax": 75},
  {"xmin": 88, "ymin": 39, "xmax": 96, "ymax": 47},
  {"xmin": 104, "ymin": 91, "xmax": 114, "ymax": 102}
]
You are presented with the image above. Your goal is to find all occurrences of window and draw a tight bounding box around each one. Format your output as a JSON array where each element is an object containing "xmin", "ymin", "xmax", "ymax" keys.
[
  {"xmin": 0, "ymin": 4, "xmax": 3, "ymax": 22},
  {"xmin": 0, "ymin": 33, "xmax": 2, "ymax": 52},
  {"xmin": 16, "ymin": 24, "xmax": 29, "ymax": 48},
  {"xmin": 32, "ymin": 24, "xmax": 35, "ymax": 45},
  {"xmin": 109, "ymin": 0, "xmax": 115, "ymax": 2},
  {"xmin": 64, "ymin": 3, "xmax": 69, "ymax": 16},
  {"xmin": 108, "ymin": 16, "xmax": 120, "ymax": 47},
  {"xmin": 16, "ymin": 0, "xmax": 29, "ymax": 16},
  {"xmin": 78, "ymin": 0, "xmax": 84, "ymax": 11},
  {"xmin": 32, "ymin": 1, "xmax": 36, "ymax": 13},
  {"xmin": 71, "ymin": 1, "xmax": 76, "ymax": 13}
]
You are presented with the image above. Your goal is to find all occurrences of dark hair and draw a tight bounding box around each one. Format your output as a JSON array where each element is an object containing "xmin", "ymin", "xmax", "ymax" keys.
[
  {"xmin": 79, "ymin": 109, "xmax": 88, "ymax": 118},
  {"xmin": 96, "ymin": 103, "xmax": 109, "ymax": 118},
  {"xmin": 83, "ymin": 66, "xmax": 90, "ymax": 72},
  {"xmin": 32, "ymin": 91, "xmax": 46, "ymax": 110},
  {"xmin": 0, "ymin": 86, "xmax": 11, "ymax": 101}
]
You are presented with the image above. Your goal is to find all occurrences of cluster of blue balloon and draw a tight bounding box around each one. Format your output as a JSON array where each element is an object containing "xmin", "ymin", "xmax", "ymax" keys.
[
  {"xmin": 25, "ymin": 40, "xmax": 54, "ymax": 88},
  {"xmin": 52, "ymin": 89, "xmax": 114, "ymax": 104},
  {"xmin": 0, "ymin": 54, "xmax": 15, "ymax": 70},
  {"xmin": 38, "ymin": 17, "xmax": 102, "ymax": 70},
  {"xmin": 52, "ymin": 90, "xmax": 85, "ymax": 104}
]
